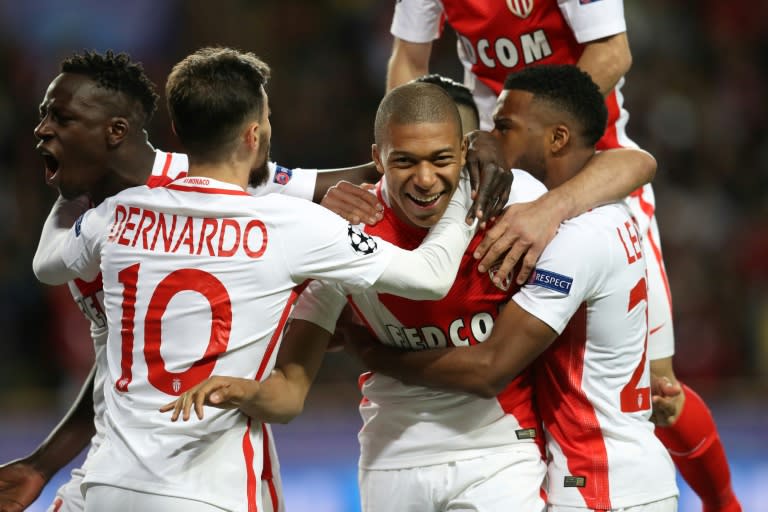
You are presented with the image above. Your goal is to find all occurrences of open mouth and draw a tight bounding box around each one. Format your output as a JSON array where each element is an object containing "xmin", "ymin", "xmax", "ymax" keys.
[
  {"xmin": 40, "ymin": 150, "xmax": 60, "ymax": 186},
  {"xmin": 406, "ymin": 191, "xmax": 444, "ymax": 209}
]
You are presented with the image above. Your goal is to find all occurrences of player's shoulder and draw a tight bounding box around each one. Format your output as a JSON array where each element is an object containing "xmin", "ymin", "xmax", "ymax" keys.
[
  {"xmin": 508, "ymin": 169, "xmax": 547, "ymax": 204},
  {"xmin": 146, "ymin": 150, "xmax": 189, "ymax": 187},
  {"xmin": 553, "ymin": 202, "xmax": 633, "ymax": 255}
]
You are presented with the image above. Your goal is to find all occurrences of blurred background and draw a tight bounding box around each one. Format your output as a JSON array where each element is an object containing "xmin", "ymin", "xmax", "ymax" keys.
[{"xmin": 0, "ymin": 0, "xmax": 766, "ymax": 511}]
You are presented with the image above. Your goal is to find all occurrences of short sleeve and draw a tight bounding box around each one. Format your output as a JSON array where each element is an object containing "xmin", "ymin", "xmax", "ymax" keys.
[
  {"xmin": 292, "ymin": 280, "xmax": 347, "ymax": 334},
  {"xmin": 557, "ymin": 0, "xmax": 626, "ymax": 43},
  {"xmin": 391, "ymin": 0, "xmax": 445, "ymax": 43},
  {"xmin": 247, "ymin": 162, "xmax": 317, "ymax": 201},
  {"xmin": 512, "ymin": 216, "xmax": 608, "ymax": 334}
]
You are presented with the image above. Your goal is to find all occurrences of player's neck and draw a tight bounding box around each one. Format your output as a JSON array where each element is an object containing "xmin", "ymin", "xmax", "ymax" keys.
[
  {"xmin": 89, "ymin": 141, "xmax": 157, "ymax": 204},
  {"xmin": 546, "ymin": 149, "xmax": 594, "ymax": 189}
]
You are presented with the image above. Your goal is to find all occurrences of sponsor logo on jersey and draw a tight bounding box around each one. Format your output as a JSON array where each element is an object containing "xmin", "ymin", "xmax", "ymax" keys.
[
  {"xmin": 515, "ymin": 428, "xmax": 537, "ymax": 440},
  {"xmin": 273, "ymin": 165, "xmax": 293, "ymax": 185},
  {"xmin": 488, "ymin": 263, "xmax": 512, "ymax": 291},
  {"xmin": 74, "ymin": 214, "xmax": 84, "ymax": 236},
  {"xmin": 506, "ymin": 0, "xmax": 534, "ymax": 19},
  {"xmin": 564, "ymin": 475, "xmax": 587, "ymax": 487},
  {"xmin": 527, "ymin": 268, "xmax": 573, "ymax": 294},
  {"xmin": 348, "ymin": 224, "xmax": 377, "ymax": 255}
]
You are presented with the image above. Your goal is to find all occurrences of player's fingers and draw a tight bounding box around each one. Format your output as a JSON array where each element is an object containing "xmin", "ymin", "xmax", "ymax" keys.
[
  {"xmin": 475, "ymin": 227, "xmax": 518, "ymax": 272},
  {"xmin": 323, "ymin": 185, "xmax": 382, "ymax": 225},
  {"xmin": 514, "ymin": 245, "xmax": 540, "ymax": 285},
  {"xmin": 159, "ymin": 400, "xmax": 178, "ymax": 414}
]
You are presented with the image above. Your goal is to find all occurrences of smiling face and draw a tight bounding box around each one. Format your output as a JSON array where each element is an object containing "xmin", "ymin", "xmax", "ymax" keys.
[
  {"xmin": 34, "ymin": 73, "xmax": 117, "ymax": 198},
  {"xmin": 373, "ymin": 120, "xmax": 465, "ymax": 228}
]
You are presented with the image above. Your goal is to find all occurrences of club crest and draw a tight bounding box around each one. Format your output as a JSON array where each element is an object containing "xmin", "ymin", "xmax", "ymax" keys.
[
  {"xmin": 488, "ymin": 263, "xmax": 512, "ymax": 291},
  {"xmin": 506, "ymin": 0, "xmax": 534, "ymax": 19}
]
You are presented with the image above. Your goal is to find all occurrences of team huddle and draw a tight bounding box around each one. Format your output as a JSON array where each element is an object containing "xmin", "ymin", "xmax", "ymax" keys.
[{"xmin": 0, "ymin": 1, "xmax": 742, "ymax": 512}]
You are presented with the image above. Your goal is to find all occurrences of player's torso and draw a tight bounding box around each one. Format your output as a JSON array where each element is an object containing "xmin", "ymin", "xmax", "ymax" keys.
[
  {"xmin": 85, "ymin": 185, "xmax": 311, "ymax": 510},
  {"xmin": 352, "ymin": 190, "xmax": 540, "ymax": 470},
  {"xmin": 532, "ymin": 205, "xmax": 677, "ymax": 508},
  {"xmin": 442, "ymin": 0, "xmax": 582, "ymax": 93}
]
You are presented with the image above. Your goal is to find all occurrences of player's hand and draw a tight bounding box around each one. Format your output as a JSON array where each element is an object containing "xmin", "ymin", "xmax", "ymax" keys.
[
  {"xmin": 464, "ymin": 130, "xmax": 512, "ymax": 227},
  {"xmin": 474, "ymin": 197, "xmax": 561, "ymax": 285},
  {"xmin": 0, "ymin": 460, "xmax": 46, "ymax": 512},
  {"xmin": 321, "ymin": 181, "xmax": 383, "ymax": 226},
  {"xmin": 650, "ymin": 375, "xmax": 684, "ymax": 426},
  {"xmin": 159, "ymin": 376, "xmax": 260, "ymax": 422}
]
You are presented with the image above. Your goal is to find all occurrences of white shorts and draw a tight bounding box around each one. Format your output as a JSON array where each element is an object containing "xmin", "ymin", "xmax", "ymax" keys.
[
  {"xmin": 47, "ymin": 471, "xmax": 85, "ymax": 512},
  {"xmin": 84, "ymin": 484, "xmax": 228, "ymax": 512},
  {"xmin": 549, "ymin": 495, "xmax": 678, "ymax": 512},
  {"xmin": 626, "ymin": 186, "xmax": 675, "ymax": 360},
  {"xmin": 359, "ymin": 444, "xmax": 546, "ymax": 512}
]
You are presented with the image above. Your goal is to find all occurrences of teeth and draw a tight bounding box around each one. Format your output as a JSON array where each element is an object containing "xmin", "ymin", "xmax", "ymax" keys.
[{"xmin": 410, "ymin": 193, "xmax": 441, "ymax": 203}]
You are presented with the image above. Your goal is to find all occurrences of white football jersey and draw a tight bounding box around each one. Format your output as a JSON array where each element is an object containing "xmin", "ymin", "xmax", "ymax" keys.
[
  {"xmin": 55, "ymin": 176, "xmax": 404, "ymax": 511},
  {"xmin": 45, "ymin": 151, "xmax": 318, "ymax": 502},
  {"xmin": 512, "ymin": 203, "xmax": 678, "ymax": 509},
  {"xmin": 294, "ymin": 170, "xmax": 548, "ymax": 470}
]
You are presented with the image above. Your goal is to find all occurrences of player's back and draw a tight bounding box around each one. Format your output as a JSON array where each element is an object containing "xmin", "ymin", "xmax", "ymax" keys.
[
  {"xmin": 83, "ymin": 175, "xmax": 388, "ymax": 511},
  {"xmin": 523, "ymin": 204, "xmax": 678, "ymax": 509}
]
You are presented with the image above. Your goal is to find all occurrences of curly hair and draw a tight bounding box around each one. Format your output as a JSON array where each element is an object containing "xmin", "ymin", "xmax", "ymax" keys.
[
  {"xmin": 61, "ymin": 50, "xmax": 159, "ymax": 124},
  {"xmin": 503, "ymin": 65, "xmax": 607, "ymax": 146}
]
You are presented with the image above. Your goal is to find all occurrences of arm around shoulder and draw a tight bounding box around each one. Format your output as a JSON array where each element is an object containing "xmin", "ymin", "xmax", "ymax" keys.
[{"xmin": 386, "ymin": 37, "xmax": 432, "ymax": 91}]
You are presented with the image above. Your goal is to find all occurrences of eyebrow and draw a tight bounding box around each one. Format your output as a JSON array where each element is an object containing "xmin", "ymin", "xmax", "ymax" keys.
[{"xmin": 388, "ymin": 147, "xmax": 457, "ymax": 159}]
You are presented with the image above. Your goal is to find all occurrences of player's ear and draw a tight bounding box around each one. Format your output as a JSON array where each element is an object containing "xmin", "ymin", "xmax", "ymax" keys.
[
  {"xmin": 460, "ymin": 135, "xmax": 468, "ymax": 167},
  {"xmin": 550, "ymin": 124, "xmax": 570, "ymax": 154},
  {"xmin": 107, "ymin": 117, "xmax": 129, "ymax": 147},
  {"xmin": 371, "ymin": 144, "xmax": 385, "ymax": 175},
  {"xmin": 245, "ymin": 122, "xmax": 260, "ymax": 151}
]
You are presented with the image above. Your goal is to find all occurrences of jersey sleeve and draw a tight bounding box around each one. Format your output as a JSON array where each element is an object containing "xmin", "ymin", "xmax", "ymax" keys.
[
  {"xmin": 281, "ymin": 176, "xmax": 475, "ymax": 300},
  {"xmin": 291, "ymin": 280, "xmax": 347, "ymax": 334},
  {"xmin": 557, "ymin": 0, "xmax": 626, "ymax": 43},
  {"xmin": 512, "ymin": 215, "xmax": 609, "ymax": 334},
  {"xmin": 390, "ymin": 0, "xmax": 445, "ymax": 43},
  {"xmin": 247, "ymin": 162, "xmax": 317, "ymax": 201},
  {"xmin": 34, "ymin": 197, "xmax": 114, "ymax": 284}
]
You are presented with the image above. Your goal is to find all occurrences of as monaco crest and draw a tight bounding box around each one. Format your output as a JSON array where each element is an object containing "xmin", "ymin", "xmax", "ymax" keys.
[
  {"xmin": 488, "ymin": 263, "xmax": 512, "ymax": 292},
  {"xmin": 506, "ymin": 0, "xmax": 534, "ymax": 19}
]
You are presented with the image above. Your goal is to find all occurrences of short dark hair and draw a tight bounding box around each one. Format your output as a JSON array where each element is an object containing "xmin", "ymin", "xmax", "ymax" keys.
[
  {"xmin": 374, "ymin": 82, "xmax": 462, "ymax": 144},
  {"xmin": 61, "ymin": 50, "xmax": 158, "ymax": 125},
  {"xmin": 503, "ymin": 65, "xmax": 607, "ymax": 146},
  {"xmin": 414, "ymin": 74, "xmax": 479, "ymax": 130},
  {"xmin": 165, "ymin": 47, "xmax": 271, "ymax": 163}
]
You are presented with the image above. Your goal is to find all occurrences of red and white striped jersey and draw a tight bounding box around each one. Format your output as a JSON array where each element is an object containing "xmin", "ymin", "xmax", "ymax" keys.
[
  {"xmin": 512, "ymin": 203, "xmax": 678, "ymax": 509},
  {"xmin": 294, "ymin": 170, "xmax": 548, "ymax": 470},
  {"xmin": 391, "ymin": 0, "xmax": 634, "ymax": 150},
  {"xmin": 56, "ymin": 176, "xmax": 404, "ymax": 511}
]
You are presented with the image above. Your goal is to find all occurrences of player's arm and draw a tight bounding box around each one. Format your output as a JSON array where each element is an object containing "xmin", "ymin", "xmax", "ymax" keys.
[
  {"xmin": 32, "ymin": 195, "xmax": 90, "ymax": 284},
  {"xmin": 372, "ymin": 177, "xmax": 476, "ymax": 299},
  {"xmin": 313, "ymin": 163, "xmax": 380, "ymax": 203},
  {"xmin": 0, "ymin": 367, "xmax": 95, "ymax": 512},
  {"xmin": 577, "ymin": 32, "xmax": 632, "ymax": 96},
  {"xmin": 386, "ymin": 37, "xmax": 432, "ymax": 91},
  {"xmin": 351, "ymin": 299, "xmax": 556, "ymax": 398},
  {"xmin": 475, "ymin": 148, "xmax": 656, "ymax": 284}
]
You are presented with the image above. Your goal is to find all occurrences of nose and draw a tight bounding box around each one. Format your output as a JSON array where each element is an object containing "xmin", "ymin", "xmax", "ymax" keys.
[
  {"xmin": 34, "ymin": 116, "xmax": 52, "ymax": 141},
  {"xmin": 412, "ymin": 162, "xmax": 438, "ymax": 191}
]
